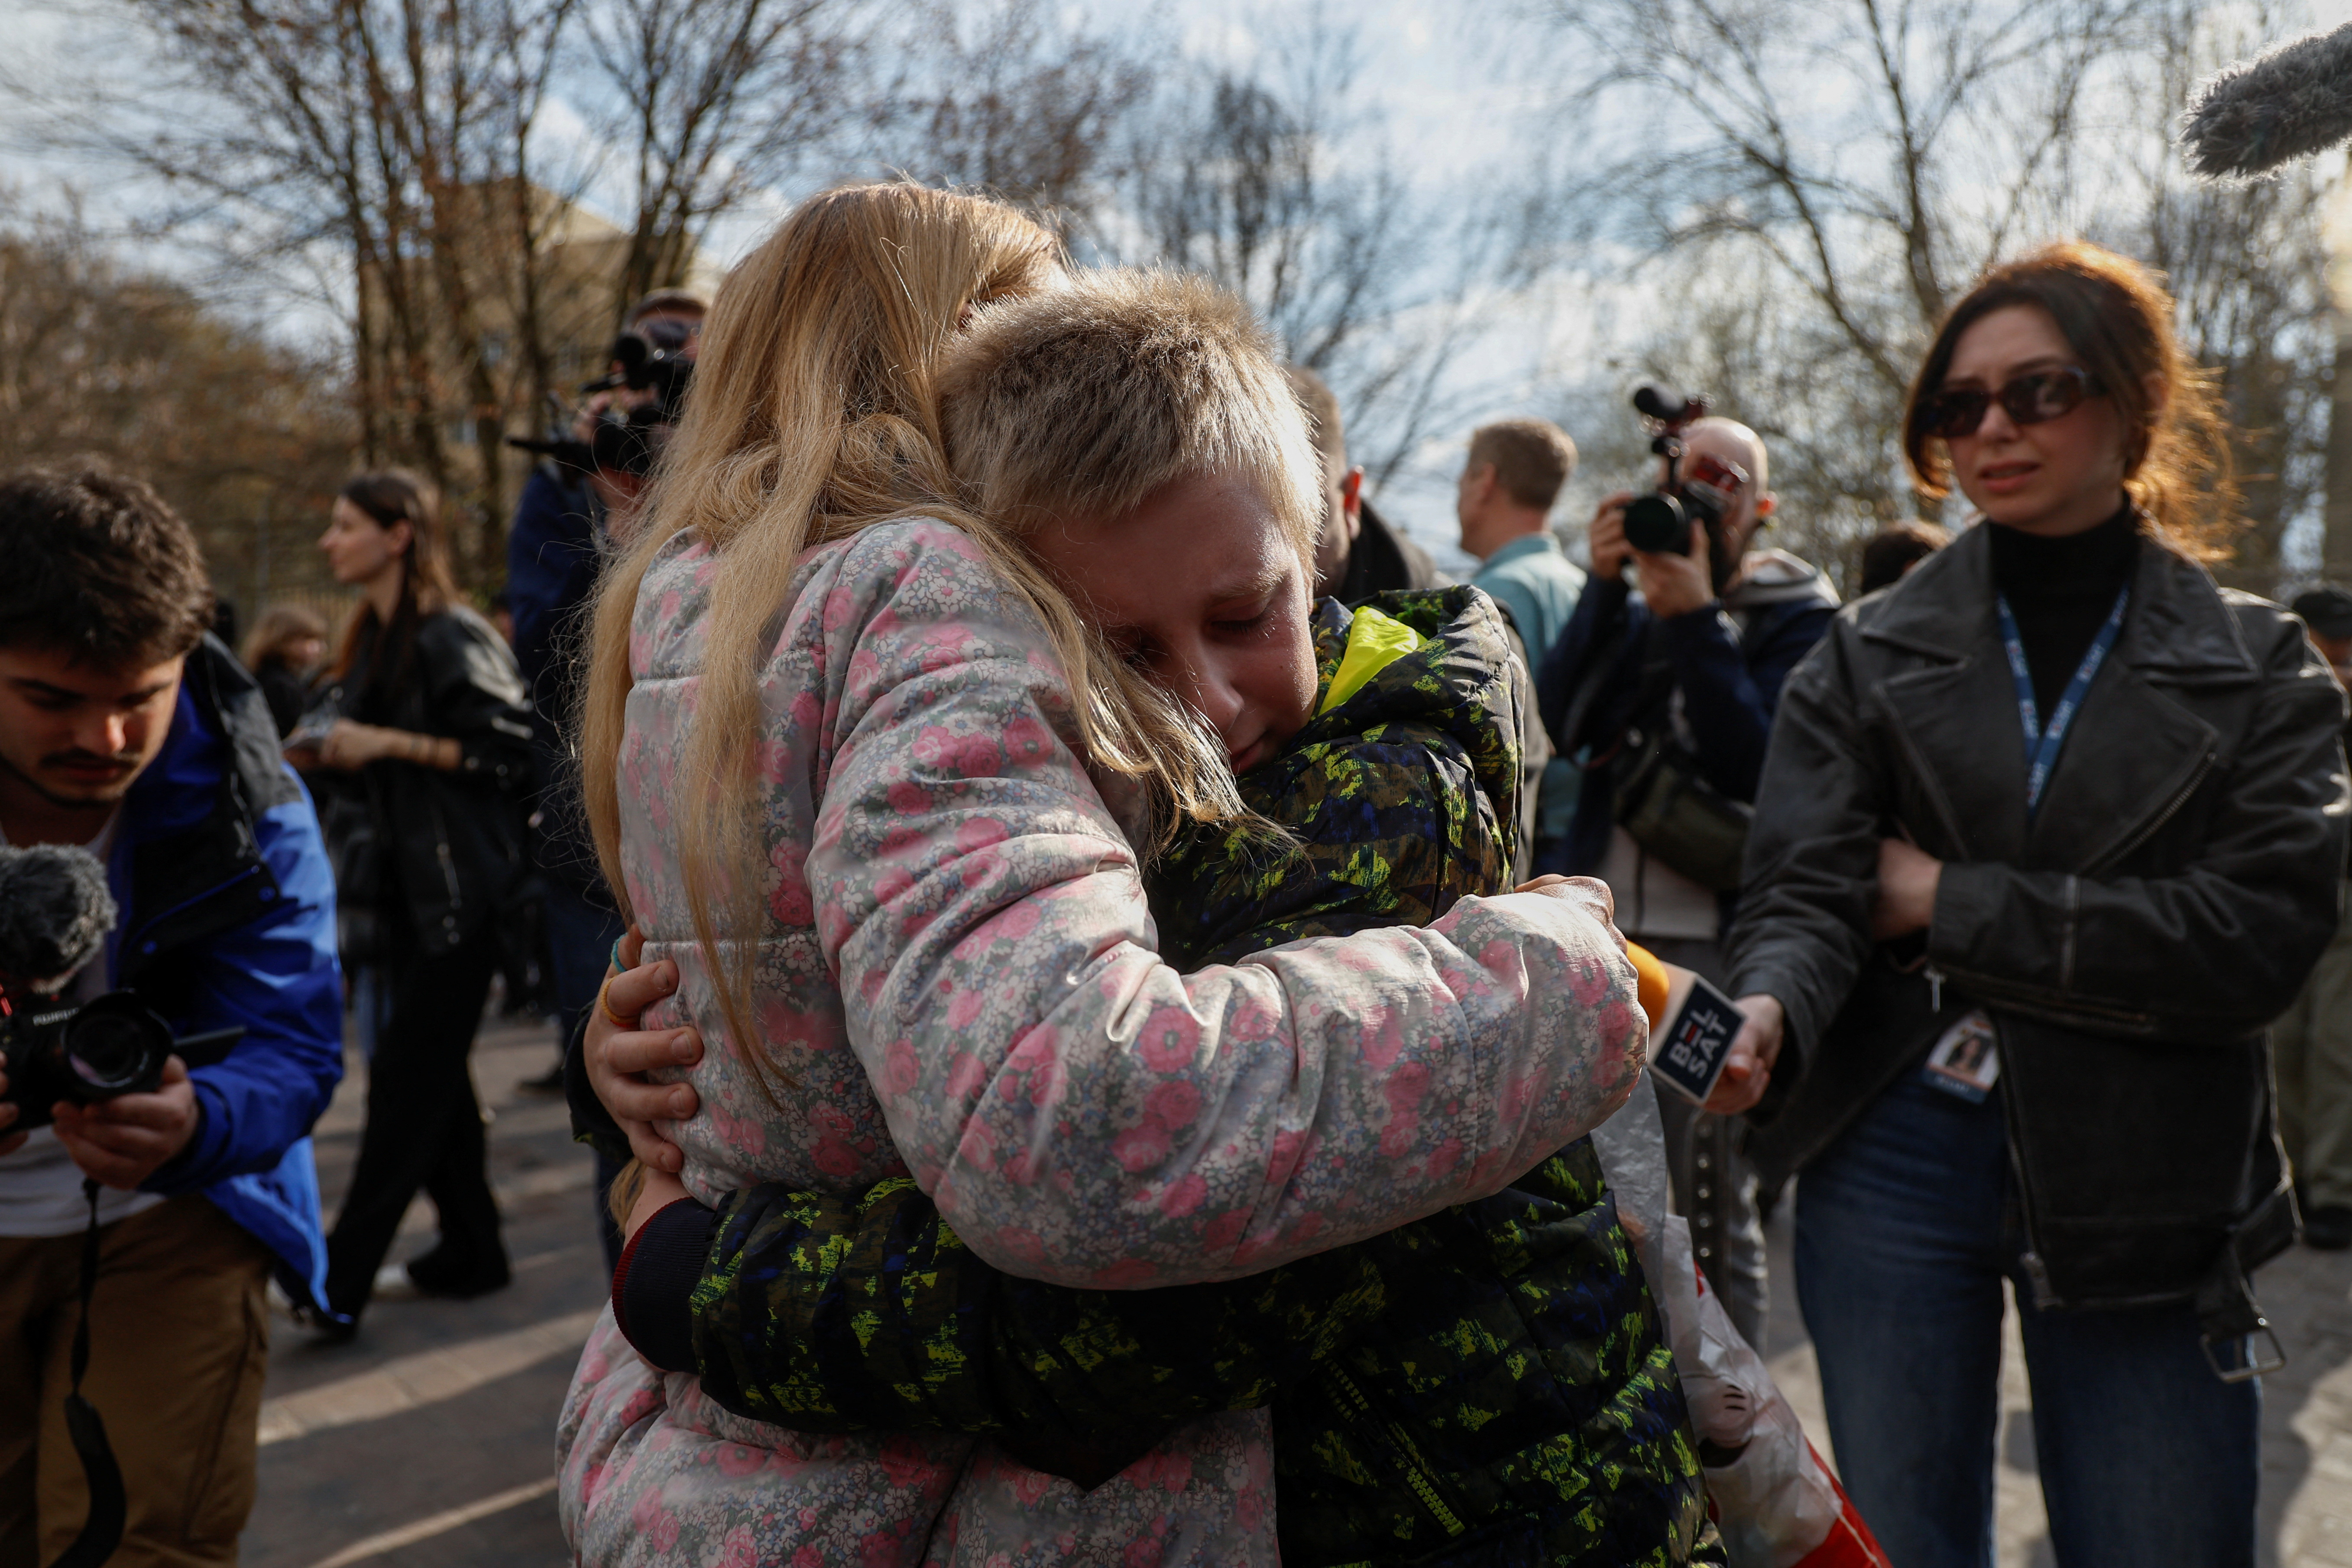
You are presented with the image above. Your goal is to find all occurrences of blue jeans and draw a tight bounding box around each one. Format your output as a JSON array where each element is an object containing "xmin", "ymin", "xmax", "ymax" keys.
[
  {"xmin": 545, "ymin": 884, "xmax": 628, "ymax": 1270},
  {"xmin": 1795, "ymin": 1072, "xmax": 2258, "ymax": 1568}
]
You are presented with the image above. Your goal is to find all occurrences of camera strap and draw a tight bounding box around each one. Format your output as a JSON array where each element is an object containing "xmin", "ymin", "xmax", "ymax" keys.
[{"xmin": 45, "ymin": 1179, "xmax": 126, "ymax": 1568}]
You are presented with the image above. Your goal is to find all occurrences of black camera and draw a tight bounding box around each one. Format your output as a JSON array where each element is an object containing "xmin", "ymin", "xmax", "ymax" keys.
[
  {"xmin": 0, "ymin": 988, "xmax": 174, "ymax": 1131},
  {"xmin": 509, "ymin": 325, "xmax": 695, "ymax": 479},
  {"xmin": 1622, "ymin": 385, "xmax": 1749, "ymax": 556}
]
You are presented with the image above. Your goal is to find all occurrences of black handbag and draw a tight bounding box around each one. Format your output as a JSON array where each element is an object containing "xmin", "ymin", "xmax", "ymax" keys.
[{"xmin": 1610, "ymin": 723, "xmax": 1753, "ymax": 892}]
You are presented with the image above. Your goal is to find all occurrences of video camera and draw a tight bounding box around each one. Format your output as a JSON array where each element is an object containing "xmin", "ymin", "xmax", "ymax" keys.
[
  {"xmin": 1622, "ymin": 385, "xmax": 1749, "ymax": 556},
  {"xmin": 508, "ymin": 322, "xmax": 695, "ymax": 480}
]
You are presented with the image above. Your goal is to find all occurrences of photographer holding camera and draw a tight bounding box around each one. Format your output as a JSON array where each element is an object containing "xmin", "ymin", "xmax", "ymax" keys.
[
  {"xmin": 0, "ymin": 467, "xmax": 343, "ymax": 1566},
  {"xmin": 506, "ymin": 292, "xmax": 700, "ymax": 1257},
  {"xmin": 1536, "ymin": 399, "xmax": 1837, "ymax": 1344}
]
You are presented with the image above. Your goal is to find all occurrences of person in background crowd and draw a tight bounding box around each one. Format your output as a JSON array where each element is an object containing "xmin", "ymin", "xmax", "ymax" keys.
[
  {"xmin": 210, "ymin": 596, "xmax": 240, "ymax": 656},
  {"xmin": 1726, "ymin": 240, "xmax": 2345, "ymax": 1567},
  {"xmin": 1857, "ymin": 518, "xmax": 1953, "ymax": 595},
  {"xmin": 1536, "ymin": 414, "xmax": 1837, "ymax": 1348},
  {"xmin": 1458, "ymin": 417, "xmax": 1587, "ymax": 868},
  {"xmin": 486, "ymin": 589, "xmax": 516, "ymax": 646},
  {"xmin": 241, "ymin": 603, "xmax": 328, "ymax": 739},
  {"xmin": 508, "ymin": 292, "xmax": 703, "ymax": 1275},
  {"xmin": 508, "ymin": 289, "xmax": 705, "ymax": 1127},
  {"xmin": 2278, "ymin": 583, "xmax": 2352, "ymax": 1250},
  {"xmin": 292, "ymin": 470, "xmax": 533, "ymax": 1328},
  {"xmin": 0, "ymin": 466, "xmax": 342, "ymax": 1566},
  {"xmin": 1286, "ymin": 365, "xmax": 1446, "ymax": 601}
]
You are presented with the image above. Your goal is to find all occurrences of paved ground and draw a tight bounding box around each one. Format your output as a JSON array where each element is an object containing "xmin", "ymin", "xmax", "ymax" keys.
[
  {"xmin": 243, "ymin": 1012, "xmax": 599, "ymax": 1568},
  {"xmin": 245, "ymin": 1014, "xmax": 2352, "ymax": 1567}
]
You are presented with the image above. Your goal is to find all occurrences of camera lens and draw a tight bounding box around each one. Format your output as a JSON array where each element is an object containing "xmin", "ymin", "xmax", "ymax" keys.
[
  {"xmin": 1623, "ymin": 492, "xmax": 1691, "ymax": 555},
  {"xmin": 60, "ymin": 998, "xmax": 171, "ymax": 1095}
]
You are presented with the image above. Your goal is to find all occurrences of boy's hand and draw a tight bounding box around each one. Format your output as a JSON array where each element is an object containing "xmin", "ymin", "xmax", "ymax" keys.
[{"xmin": 1515, "ymin": 875, "xmax": 1624, "ymax": 953}]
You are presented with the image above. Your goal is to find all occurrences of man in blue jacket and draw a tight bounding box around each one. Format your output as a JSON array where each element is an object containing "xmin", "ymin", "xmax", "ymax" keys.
[
  {"xmin": 1536, "ymin": 417, "xmax": 1837, "ymax": 1349},
  {"xmin": 0, "ymin": 466, "xmax": 342, "ymax": 1567}
]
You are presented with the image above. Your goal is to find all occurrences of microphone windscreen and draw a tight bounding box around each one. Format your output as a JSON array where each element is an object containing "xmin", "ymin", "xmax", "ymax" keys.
[
  {"xmin": 2184, "ymin": 22, "xmax": 2352, "ymax": 178},
  {"xmin": 0, "ymin": 844, "xmax": 118, "ymax": 991}
]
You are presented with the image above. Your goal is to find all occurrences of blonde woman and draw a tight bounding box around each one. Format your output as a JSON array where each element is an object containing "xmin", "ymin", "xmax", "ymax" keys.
[{"xmin": 557, "ymin": 185, "xmax": 1644, "ymax": 1565}]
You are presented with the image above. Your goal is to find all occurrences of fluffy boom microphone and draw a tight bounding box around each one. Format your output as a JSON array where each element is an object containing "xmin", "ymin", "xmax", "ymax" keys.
[
  {"xmin": 0, "ymin": 843, "xmax": 117, "ymax": 993},
  {"xmin": 2183, "ymin": 21, "xmax": 2352, "ymax": 178}
]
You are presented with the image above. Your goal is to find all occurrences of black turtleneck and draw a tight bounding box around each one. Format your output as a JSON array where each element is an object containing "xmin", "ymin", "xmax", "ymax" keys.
[{"xmin": 1987, "ymin": 498, "xmax": 2140, "ymax": 717}]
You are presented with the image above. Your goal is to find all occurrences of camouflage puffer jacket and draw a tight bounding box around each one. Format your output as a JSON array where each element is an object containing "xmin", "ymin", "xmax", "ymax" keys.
[{"xmin": 682, "ymin": 589, "xmax": 1716, "ymax": 1566}]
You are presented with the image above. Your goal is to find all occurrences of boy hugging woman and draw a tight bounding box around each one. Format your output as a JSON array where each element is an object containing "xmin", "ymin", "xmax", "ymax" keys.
[{"xmin": 562, "ymin": 185, "xmax": 1711, "ymax": 1568}]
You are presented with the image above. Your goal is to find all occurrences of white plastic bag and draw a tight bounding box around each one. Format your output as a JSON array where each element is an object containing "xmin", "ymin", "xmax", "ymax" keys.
[{"xmin": 1589, "ymin": 1092, "xmax": 1885, "ymax": 1568}]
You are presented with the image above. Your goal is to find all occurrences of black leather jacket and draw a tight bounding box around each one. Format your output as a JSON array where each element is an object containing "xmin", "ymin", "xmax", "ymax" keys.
[
  {"xmin": 314, "ymin": 607, "xmax": 535, "ymax": 957},
  {"xmin": 1728, "ymin": 523, "xmax": 2348, "ymax": 1313}
]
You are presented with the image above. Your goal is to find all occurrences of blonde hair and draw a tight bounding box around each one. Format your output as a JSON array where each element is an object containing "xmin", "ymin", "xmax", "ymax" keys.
[
  {"xmin": 941, "ymin": 269, "xmax": 1323, "ymax": 565},
  {"xmin": 1467, "ymin": 418, "xmax": 1578, "ymax": 512},
  {"xmin": 579, "ymin": 186, "xmax": 1257, "ymax": 1082}
]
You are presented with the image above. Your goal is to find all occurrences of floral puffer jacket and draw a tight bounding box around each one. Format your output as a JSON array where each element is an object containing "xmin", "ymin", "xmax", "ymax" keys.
[{"xmin": 556, "ymin": 521, "xmax": 1647, "ymax": 1566}]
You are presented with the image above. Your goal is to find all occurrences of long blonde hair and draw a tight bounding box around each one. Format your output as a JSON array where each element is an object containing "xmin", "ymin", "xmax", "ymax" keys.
[{"xmin": 580, "ymin": 183, "xmax": 1248, "ymax": 1076}]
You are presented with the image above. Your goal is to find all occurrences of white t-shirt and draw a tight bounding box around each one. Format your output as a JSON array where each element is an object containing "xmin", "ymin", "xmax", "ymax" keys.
[{"xmin": 0, "ymin": 816, "xmax": 168, "ymax": 1237}]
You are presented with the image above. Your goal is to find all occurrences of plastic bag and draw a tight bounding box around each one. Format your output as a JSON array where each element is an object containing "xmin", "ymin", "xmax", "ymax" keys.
[{"xmin": 1590, "ymin": 1090, "xmax": 1888, "ymax": 1568}]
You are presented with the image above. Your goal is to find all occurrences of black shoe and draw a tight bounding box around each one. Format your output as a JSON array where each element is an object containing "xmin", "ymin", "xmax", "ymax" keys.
[{"xmin": 2306, "ymin": 1205, "xmax": 2352, "ymax": 1250}]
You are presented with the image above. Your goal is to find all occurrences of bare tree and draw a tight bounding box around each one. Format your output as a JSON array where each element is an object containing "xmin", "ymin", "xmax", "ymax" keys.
[
  {"xmin": 864, "ymin": 0, "xmax": 1150, "ymax": 239},
  {"xmin": 1539, "ymin": 0, "xmax": 2333, "ymax": 591},
  {"xmin": 577, "ymin": 0, "xmax": 863, "ymax": 316},
  {"xmin": 0, "ymin": 199, "xmax": 353, "ymax": 610},
  {"xmin": 44, "ymin": 0, "xmax": 587, "ymax": 581},
  {"xmin": 1111, "ymin": 23, "xmax": 1505, "ymax": 488},
  {"xmin": 2128, "ymin": 0, "xmax": 2334, "ymax": 590}
]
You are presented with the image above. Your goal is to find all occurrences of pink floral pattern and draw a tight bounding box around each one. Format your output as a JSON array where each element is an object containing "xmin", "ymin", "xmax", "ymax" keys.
[{"xmin": 557, "ymin": 518, "xmax": 1644, "ymax": 1564}]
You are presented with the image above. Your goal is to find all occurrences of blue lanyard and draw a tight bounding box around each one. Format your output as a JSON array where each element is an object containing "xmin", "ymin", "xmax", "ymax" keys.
[{"xmin": 1996, "ymin": 586, "xmax": 2128, "ymax": 816}]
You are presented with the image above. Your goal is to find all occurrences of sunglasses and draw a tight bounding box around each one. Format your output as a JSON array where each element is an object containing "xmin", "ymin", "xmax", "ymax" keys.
[{"xmin": 1918, "ymin": 366, "xmax": 2106, "ymax": 441}]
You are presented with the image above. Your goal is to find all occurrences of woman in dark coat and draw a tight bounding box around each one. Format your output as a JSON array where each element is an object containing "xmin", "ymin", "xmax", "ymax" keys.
[
  {"xmin": 1720, "ymin": 242, "xmax": 2347, "ymax": 1566},
  {"xmin": 292, "ymin": 469, "xmax": 533, "ymax": 1326}
]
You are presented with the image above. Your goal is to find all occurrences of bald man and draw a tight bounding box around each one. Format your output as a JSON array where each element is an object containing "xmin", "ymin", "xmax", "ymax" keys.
[{"xmin": 1534, "ymin": 415, "xmax": 1839, "ymax": 1348}]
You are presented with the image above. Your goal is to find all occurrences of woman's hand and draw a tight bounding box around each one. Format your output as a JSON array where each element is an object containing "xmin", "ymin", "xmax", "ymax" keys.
[
  {"xmin": 1872, "ymin": 837, "xmax": 1944, "ymax": 941},
  {"xmin": 315, "ymin": 719, "xmax": 392, "ymax": 771},
  {"xmin": 624, "ymin": 1165, "xmax": 693, "ymax": 1242},
  {"xmin": 1514, "ymin": 875, "xmax": 1625, "ymax": 953},
  {"xmin": 588, "ymin": 926, "xmax": 703, "ymax": 1173},
  {"xmin": 1706, "ymin": 994, "xmax": 1784, "ymax": 1115}
]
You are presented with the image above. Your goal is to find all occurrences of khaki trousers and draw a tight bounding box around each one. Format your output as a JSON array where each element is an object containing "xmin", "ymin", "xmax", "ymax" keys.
[
  {"xmin": 2277, "ymin": 894, "xmax": 2352, "ymax": 1212},
  {"xmin": 0, "ymin": 1195, "xmax": 271, "ymax": 1568}
]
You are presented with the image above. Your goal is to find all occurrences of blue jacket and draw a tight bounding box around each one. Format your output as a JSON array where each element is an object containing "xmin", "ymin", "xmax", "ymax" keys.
[
  {"xmin": 506, "ymin": 465, "xmax": 601, "ymax": 720},
  {"xmin": 1534, "ymin": 549, "xmax": 1839, "ymax": 878},
  {"xmin": 506, "ymin": 464, "xmax": 609, "ymax": 897},
  {"xmin": 110, "ymin": 637, "xmax": 344, "ymax": 1308}
]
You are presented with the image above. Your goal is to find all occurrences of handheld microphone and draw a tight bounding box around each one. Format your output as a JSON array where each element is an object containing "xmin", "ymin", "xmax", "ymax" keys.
[
  {"xmin": 2182, "ymin": 22, "xmax": 2352, "ymax": 178},
  {"xmin": 0, "ymin": 844, "xmax": 116, "ymax": 993}
]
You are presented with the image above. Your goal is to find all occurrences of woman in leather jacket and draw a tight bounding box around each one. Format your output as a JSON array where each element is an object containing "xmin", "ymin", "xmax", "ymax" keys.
[
  {"xmin": 293, "ymin": 469, "xmax": 533, "ymax": 1327},
  {"xmin": 1722, "ymin": 242, "xmax": 2347, "ymax": 1566}
]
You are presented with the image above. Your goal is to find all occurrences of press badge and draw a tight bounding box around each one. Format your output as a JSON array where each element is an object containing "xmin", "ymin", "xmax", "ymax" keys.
[{"xmin": 1921, "ymin": 1010, "xmax": 2000, "ymax": 1102}]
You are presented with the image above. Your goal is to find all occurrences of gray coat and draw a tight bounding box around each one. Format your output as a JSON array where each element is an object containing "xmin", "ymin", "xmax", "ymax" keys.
[{"xmin": 1728, "ymin": 520, "xmax": 2348, "ymax": 1313}]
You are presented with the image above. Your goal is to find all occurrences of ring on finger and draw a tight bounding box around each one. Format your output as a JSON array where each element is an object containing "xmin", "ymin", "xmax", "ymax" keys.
[{"xmin": 596, "ymin": 974, "xmax": 631, "ymax": 1029}]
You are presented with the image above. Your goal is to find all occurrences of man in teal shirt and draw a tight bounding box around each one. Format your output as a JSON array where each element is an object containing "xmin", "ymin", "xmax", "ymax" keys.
[{"xmin": 1458, "ymin": 418, "xmax": 1586, "ymax": 860}]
